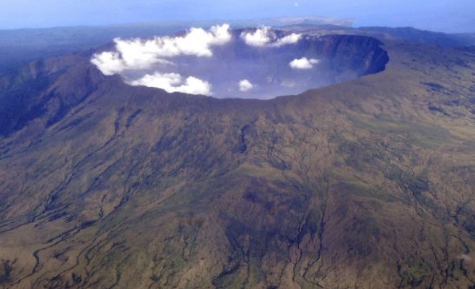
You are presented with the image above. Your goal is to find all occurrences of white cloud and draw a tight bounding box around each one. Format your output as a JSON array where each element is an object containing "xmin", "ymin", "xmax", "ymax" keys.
[
  {"xmin": 273, "ymin": 33, "xmax": 302, "ymax": 47},
  {"xmin": 294, "ymin": 2, "xmax": 299, "ymax": 7},
  {"xmin": 239, "ymin": 79, "xmax": 254, "ymax": 92},
  {"xmin": 241, "ymin": 26, "xmax": 274, "ymax": 47},
  {"xmin": 91, "ymin": 24, "xmax": 232, "ymax": 75},
  {"xmin": 289, "ymin": 57, "xmax": 319, "ymax": 69},
  {"xmin": 240, "ymin": 27, "xmax": 301, "ymax": 48},
  {"xmin": 91, "ymin": 24, "xmax": 308, "ymax": 98},
  {"xmin": 129, "ymin": 72, "xmax": 212, "ymax": 96},
  {"xmin": 91, "ymin": 51, "xmax": 126, "ymax": 76}
]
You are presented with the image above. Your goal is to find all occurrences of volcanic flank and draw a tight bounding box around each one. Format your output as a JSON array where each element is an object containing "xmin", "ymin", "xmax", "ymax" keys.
[
  {"xmin": 0, "ymin": 24, "xmax": 475, "ymax": 289},
  {"xmin": 91, "ymin": 25, "xmax": 389, "ymax": 99}
]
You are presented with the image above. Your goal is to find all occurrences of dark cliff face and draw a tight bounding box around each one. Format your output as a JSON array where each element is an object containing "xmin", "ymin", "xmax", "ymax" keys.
[
  {"xmin": 0, "ymin": 32, "xmax": 475, "ymax": 289},
  {"xmin": 0, "ymin": 55, "xmax": 108, "ymax": 137},
  {"xmin": 313, "ymin": 35, "xmax": 389, "ymax": 74}
]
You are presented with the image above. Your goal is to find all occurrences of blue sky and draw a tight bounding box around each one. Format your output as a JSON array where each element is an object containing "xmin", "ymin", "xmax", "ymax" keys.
[{"xmin": 0, "ymin": 0, "xmax": 474, "ymax": 33}]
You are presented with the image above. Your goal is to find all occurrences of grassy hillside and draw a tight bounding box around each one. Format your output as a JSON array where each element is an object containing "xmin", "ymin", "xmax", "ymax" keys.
[{"xmin": 0, "ymin": 35, "xmax": 474, "ymax": 289}]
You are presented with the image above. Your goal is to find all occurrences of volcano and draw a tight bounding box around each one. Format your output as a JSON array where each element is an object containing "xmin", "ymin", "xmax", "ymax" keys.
[{"xmin": 0, "ymin": 24, "xmax": 475, "ymax": 289}]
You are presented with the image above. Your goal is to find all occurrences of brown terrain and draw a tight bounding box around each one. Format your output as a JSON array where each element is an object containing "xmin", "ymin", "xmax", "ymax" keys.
[{"xmin": 0, "ymin": 28, "xmax": 475, "ymax": 289}]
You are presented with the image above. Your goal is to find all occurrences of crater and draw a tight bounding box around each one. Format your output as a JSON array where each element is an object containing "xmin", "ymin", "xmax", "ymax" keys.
[{"xmin": 92, "ymin": 25, "xmax": 389, "ymax": 99}]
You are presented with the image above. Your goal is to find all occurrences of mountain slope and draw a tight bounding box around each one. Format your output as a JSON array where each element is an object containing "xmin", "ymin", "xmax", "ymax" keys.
[{"xmin": 0, "ymin": 36, "xmax": 475, "ymax": 289}]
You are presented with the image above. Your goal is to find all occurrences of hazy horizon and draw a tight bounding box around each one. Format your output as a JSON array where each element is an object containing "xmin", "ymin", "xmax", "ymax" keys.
[{"xmin": 0, "ymin": 0, "xmax": 474, "ymax": 33}]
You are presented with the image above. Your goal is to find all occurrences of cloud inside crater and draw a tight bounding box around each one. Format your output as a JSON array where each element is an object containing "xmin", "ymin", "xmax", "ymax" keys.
[
  {"xmin": 289, "ymin": 57, "xmax": 319, "ymax": 69},
  {"xmin": 240, "ymin": 26, "xmax": 301, "ymax": 47},
  {"xmin": 130, "ymin": 72, "xmax": 212, "ymax": 96},
  {"xmin": 275, "ymin": 33, "xmax": 302, "ymax": 46},
  {"xmin": 91, "ymin": 24, "xmax": 308, "ymax": 97},
  {"xmin": 241, "ymin": 26, "xmax": 273, "ymax": 47},
  {"xmin": 239, "ymin": 79, "xmax": 254, "ymax": 92}
]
